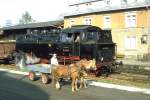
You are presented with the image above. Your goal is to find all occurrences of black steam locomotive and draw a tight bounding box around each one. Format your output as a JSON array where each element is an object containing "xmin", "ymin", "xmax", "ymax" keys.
[{"xmin": 16, "ymin": 25, "xmax": 116, "ymax": 76}]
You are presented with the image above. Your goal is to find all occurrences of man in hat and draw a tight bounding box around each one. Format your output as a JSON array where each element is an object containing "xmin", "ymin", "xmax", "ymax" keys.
[
  {"xmin": 50, "ymin": 53, "xmax": 59, "ymax": 73},
  {"xmin": 51, "ymin": 54, "xmax": 58, "ymax": 65}
]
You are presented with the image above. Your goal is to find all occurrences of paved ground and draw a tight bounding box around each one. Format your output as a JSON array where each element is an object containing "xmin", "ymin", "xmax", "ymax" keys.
[{"xmin": 0, "ymin": 71, "xmax": 150, "ymax": 100}]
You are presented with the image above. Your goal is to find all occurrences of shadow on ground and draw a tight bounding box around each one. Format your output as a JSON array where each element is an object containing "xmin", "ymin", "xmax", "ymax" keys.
[{"xmin": 0, "ymin": 71, "xmax": 50, "ymax": 100}]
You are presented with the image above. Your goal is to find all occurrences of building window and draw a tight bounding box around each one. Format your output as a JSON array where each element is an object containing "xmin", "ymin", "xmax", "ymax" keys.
[
  {"xmin": 69, "ymin": 18, "xmax": 75, "ymax": 27},
  {"xmin": 141, "ymin": 35, "xmax": 147, "ymax": 44},
  {"xmin": 125, "ymin": 12, "xmax": 137, "ymax": 27},
  {"xmin": 104, "ymin": 15, "xmax": 111, "ymax": 28},
  {"xmin": 125, "ymin": 36, "xmax": 136, "ymax": 49},
  {"xmin": 84, "ymin": 16, "xmax": 92, "ymax": 25}
]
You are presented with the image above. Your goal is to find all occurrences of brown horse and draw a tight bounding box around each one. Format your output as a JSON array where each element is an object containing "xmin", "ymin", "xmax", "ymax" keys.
[
  {"xmin": 75, "ymin": 58, "xmax": 96, "ymax": 70},
  {"xmin": 74, "ymin": 58, "xmax": 96, "ymax": 88},
  {"xmin": 52, "ymin": 58, "xmax": 96, "ymax": 92}
]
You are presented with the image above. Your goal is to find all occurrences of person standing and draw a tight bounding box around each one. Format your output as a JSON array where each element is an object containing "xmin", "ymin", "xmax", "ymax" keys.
[
  {"xmin": 75, "ymin": 35, "xmax": 80, "ymax": 43},
  {"xmin": 51, "ymin": 54, "xmax": 58, "ymax": 65},
  {"xmin": 50, "ymin": 54, "xmax": 59, "ymax": 73},
  {"xmin": 50, "ymin": 53, "xmax": 60, "ymax": 85}
]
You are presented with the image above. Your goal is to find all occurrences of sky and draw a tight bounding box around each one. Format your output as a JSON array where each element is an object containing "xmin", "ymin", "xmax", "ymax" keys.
[{"xmin": 0, "ymin": 0, "xmax": 79, "ymax": 27}]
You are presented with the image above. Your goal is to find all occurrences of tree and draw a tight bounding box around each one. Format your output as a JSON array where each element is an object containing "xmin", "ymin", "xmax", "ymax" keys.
[{"xmin": 19, "ymin": 11, "xmax": 35, "ymax": 24}]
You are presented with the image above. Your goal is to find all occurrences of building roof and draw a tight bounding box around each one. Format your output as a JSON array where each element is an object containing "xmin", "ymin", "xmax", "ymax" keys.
[
  {"xmin": 62, "ymin": 25, "xmax": 101, "ymax": 33},
  {"xmin": 65, "ymin": 1, "xmax": 150, "ymax": 17},
  {"xmin": 3, "ymin": 20, "xmax": 63, "ymax": 30},
  {"xmin": 69, "ymin": 0, "xmax": 101, "ymax": 6}
]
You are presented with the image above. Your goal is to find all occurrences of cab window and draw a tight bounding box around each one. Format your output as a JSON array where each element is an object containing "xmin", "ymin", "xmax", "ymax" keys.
[{"xmin": 86, "ymin": 31, "xmax": 97, "ymax": 40}]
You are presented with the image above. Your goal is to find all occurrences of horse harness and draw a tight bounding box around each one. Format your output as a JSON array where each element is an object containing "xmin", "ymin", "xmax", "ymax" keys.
[
  {"xmin": 66, "ymin": 64, "xmax": 76, "ymax": 76},
  {"xmin": 66, "ymin": 63, "xmax": 83, "ymax": 77}
]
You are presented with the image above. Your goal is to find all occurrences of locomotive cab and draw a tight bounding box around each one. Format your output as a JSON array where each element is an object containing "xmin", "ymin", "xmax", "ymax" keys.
[{"xmin": 60, "ymin": 25, "xmax": 116, "ymax": 63}]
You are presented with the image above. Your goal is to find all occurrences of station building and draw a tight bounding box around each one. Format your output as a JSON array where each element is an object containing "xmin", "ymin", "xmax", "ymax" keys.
[{"xmin": 64, "ymin": 0, "xmax": 150, "ymax": 61}]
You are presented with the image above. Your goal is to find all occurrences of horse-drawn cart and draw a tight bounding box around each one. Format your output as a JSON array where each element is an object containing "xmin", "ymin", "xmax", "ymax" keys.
[
  {"xmin": 15, "ymin": 51, "xmax": 51, "ymax": 84},
  {"xmin": 26, "ymin": 64, "xmax": 51, "ymax": 84}
]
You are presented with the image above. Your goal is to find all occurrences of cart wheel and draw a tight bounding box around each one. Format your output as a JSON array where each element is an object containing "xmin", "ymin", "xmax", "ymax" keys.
[
  {"xmin": 28, "ymin": 71, "xmax": 36, "ymax": 81},
  {"xmin": 41, "ymin": 73, "xmax": 49, "ymax": 84}
]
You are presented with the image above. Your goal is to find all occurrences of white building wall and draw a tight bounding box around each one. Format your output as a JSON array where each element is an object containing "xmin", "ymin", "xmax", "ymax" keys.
[
  {"xmin": 94, "ymin": 1, "xmax": 106, "ymax": 8},
  {"xmin": 67, "ymin": 0, "xmax": 149, "ymax": 15},
  {"xmin": 127, "ymin": 0, "xmax": 137, "ymax": 4},
  {"xmin": 110, "ymin": 0, "xmax": 121, "ymax": 6}
]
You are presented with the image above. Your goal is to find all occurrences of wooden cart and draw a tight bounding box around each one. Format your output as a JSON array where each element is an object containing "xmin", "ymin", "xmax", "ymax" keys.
[{"xmin": 26, "ymin": 64, "xmax": 51, "ymax": 84}]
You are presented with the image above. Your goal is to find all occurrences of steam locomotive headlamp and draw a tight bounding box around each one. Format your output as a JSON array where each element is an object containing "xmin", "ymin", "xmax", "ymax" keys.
[{"xmin": 48, "ymin": 44, "xmax": 51, "ymax": 47}]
